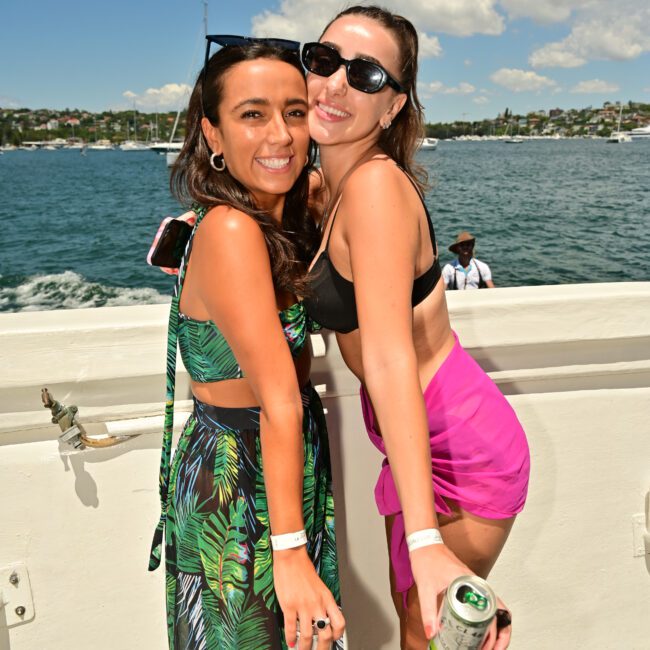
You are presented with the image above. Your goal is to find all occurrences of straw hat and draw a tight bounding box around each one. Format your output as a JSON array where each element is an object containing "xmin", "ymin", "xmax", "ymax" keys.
[{"xmin": 449, "ymin": 231, "xmax": 476, "ymax": 253}]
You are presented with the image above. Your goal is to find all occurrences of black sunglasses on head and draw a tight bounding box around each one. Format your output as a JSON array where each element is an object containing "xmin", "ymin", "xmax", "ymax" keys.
[
  {"xmin": 301, "ymin": 42, "xmax": 405, "ymax": 94},
  {"xmin": 202, "ymin": 35, "xmax": 301, "ymax": 114},
  {"xmin": 204, "ymin": 34, "xmax": 301, "ymax": 74}
]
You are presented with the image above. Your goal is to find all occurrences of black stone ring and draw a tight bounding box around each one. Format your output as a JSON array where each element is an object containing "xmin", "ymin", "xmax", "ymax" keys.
[
  {"xmin": 313, "ymin": 617, "xmax": 330, "ymax": 630},
  {"xmin": 496, "ymin": 608, "xmax": 512, "ymax": 630}
]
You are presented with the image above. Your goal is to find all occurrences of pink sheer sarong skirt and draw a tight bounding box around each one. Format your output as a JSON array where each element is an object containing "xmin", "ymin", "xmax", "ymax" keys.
[{"xmin": 360, "ymin": 331, "xmax": 530, "ymax": 596}]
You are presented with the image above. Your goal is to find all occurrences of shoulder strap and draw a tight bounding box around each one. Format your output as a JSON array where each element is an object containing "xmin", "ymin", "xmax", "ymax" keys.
[
  {"xmin": 323, "ymin": 194, "xmax": 344, "ymax": 249},
  {"xmin": 475, "ymin": 259, "xmax": 488, "ymax": 289},
  {"xmin": 175, "ymin": 206, "xmax": 209, "ymax": 302},
  {"xmin": 450, "ymin": 265, "xmax": 458, "ymax": 290},
  {"xmin": 149, "ymin": 205, "xmax": 207, "ymax": 571},
  {"xmin": 393, "ymin": 162, "xmax": 438, "ymax": 255}
]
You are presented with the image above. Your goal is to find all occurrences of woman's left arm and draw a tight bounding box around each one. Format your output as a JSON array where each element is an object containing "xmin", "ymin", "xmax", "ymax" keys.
[
  {"xmin": 345, "ymin": 163, "xmax": 436, "ymax": 536},
  {"xmin": 345, "ymin": 163, "xmax": 471, "ymax": 638}
]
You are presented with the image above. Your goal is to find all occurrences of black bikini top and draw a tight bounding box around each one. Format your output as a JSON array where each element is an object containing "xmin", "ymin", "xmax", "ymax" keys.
[{"xmin": 304, "ymin": 167, "xmax": 441, "ymax": 334}]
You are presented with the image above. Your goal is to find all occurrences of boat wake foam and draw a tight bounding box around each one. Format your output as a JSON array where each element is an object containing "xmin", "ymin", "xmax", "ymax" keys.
[{"xmin": 0, "ymin": 271, "xmax": 169, "ymax": 312}]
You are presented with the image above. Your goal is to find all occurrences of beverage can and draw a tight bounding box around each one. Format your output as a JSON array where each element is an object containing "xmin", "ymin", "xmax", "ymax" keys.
[{"xmin": 429, "ymin": 575, "xmax": 497, "ymax": 649}]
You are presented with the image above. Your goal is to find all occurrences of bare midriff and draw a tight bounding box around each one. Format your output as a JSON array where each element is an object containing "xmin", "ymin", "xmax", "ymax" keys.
[{"xmin": 337, "ymin": 281, "xmax": 455, "ymax": 392}]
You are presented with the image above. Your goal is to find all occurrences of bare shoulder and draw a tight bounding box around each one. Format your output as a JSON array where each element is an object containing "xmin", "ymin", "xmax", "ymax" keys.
[
  {"xmin": 341, "ymin": 158, "xmax": 419, "ymax": 234},
  {"xmin": 347, "ymin": 157, "xmax": 405, "ymax": 193},
  {"xmin": 197, "ymin": 205, "xmax": 266, "ymax": 250},
  {"xmin": 190, "ymin": 206, "xmax": 269, "ymax": 276}
]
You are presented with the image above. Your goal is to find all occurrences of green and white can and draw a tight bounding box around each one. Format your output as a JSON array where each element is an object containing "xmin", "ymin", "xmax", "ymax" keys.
[{"xmin": 430, "ymin": 575, "xmax": 497, "ymax": 650}]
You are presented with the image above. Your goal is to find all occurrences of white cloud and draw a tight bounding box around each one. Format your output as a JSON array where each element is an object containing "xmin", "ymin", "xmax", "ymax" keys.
[
  {"xmin": 529, "ymin": 42, "xmax": 586, "ymax": 68},
  {"xmin": 499, "ymin": 0, "xmax": 587, "ymax": 24},
  {"xmin": 450, "ymin": 82, "xmax": 476, "ymax": 95},
  {"xmin": 526, "ymin": 1, "xmax": 650, "ymax": 68},
  {"xmin": 490, "ymin": 68, "xmax": 557, "ymax": 92},
  {"xmin": 571, "ymin": 79, "xmax": 620, "ymax": 94},
  {"xmin": 419, "ymin": 33, "xmax": 443, "ymax": 58},
  {"xmin": 473, "ymin": 96, "xmax": 490, "ymax": 104},
  {"xmin": 0, "ymin": 95, "xmax": 22, "ymax": 109},
  {"xmin": 464, "ymin": 59, "xmax": 472, "ymax": 66},
  {"xmin": 418, "ymin": 81, "xmax": 476, "ymax": 98},
  {"xmin": 121, "ymin": 84, "xmax": 192, "ymax": 111},
  {"xmin": 251, "ymin": 0, "xmax": 505, "ymax": 41}
]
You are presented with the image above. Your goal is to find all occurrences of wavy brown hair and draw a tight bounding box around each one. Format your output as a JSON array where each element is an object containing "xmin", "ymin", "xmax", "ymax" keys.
[
  {"xmin": 170, "ymin": 43, "xmax": 319, "ymax": 295},
  {"xmin": 321, "ymin": 5, "xmax": 427, "ymax": 192}
]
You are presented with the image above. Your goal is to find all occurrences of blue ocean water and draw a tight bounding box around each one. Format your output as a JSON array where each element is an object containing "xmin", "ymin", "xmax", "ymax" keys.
[{"xmin": 1, "ymin": 141, "xmax": 648, "ymax": 312}]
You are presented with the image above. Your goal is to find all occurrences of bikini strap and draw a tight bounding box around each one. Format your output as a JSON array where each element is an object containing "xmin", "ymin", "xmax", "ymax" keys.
[
  {"xmin": 149, "ymin": 204, "xmax": 207, "ymax": 571},
  {"xmin": 175, "ymin": 205, "xmax": 209, "ymax": 302},
  {"xmin": 322, "ymin": 153, "xmax": 378, "ymax": 250},
  {"xmin": 393, "ymin": 162, "xmax": 438, "ymax": 256},
  {"xmin": 323, "ymin": 194, "xmax": 344, "ymax": 249}
]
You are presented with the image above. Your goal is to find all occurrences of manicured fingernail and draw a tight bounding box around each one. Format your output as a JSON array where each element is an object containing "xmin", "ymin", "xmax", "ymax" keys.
[{"xmin": 425, "ymin": 624, "xmax": 434, "ymax": 638}]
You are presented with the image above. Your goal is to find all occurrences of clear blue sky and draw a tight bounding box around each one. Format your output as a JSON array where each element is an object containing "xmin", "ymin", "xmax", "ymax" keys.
[{"xmin": 2, "ymin": 0, "xmax": 649, "ymax": 122}]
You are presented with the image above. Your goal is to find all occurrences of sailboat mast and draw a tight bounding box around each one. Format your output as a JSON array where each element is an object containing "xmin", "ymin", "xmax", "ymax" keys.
[
  {"xmin": 203, "ymin": 1, "xmax": 208, "ymax": 38},
  {"xmin": 167, "ymin": 2, "xmax": 208, "ymax": 153}
]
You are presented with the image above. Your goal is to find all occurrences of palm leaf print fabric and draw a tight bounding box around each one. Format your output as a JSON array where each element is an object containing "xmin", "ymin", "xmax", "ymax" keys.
[{"xmin": 163, "ymin": 389, "xmax": 341, "ymax": 650}]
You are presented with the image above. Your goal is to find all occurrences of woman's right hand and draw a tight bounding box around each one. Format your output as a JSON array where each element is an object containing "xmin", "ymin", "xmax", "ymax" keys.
[
  {"xmin": 151, "ymin": 211, "xmax": 197, "ymax": 275},
  {"xmin": 409, "ymin": 543, "xmax": 476, "ymax": 640},
  {"xmin": 273, "ymin": 546, "xmax": 345, "ymax": 650}
]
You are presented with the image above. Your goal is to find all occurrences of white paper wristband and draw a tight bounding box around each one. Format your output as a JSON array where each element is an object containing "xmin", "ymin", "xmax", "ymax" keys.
[
  {"xmin": 406, "ymin": 528, "xmax": 444, "ymax": 552},
  {"xmin": 270, "ymin": 529, "xmax": 307, "ymax": 551}
]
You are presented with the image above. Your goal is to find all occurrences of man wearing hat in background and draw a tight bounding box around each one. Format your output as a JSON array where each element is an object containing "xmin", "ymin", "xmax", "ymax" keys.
[{"xmin": 443, "ymin": 231, "xmax": 495, "ymax": 290}]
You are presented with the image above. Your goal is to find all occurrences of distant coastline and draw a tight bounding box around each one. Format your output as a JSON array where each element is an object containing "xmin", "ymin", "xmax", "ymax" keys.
[{"xmin": 2, "ymin": 100, "xmax": 649, "ymax": 147}]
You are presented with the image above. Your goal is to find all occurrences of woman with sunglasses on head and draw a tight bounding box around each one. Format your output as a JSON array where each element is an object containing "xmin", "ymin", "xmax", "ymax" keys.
[
  {"xmin": 148, "ymin": 39, "xmax": 344, "ymax": 650},
  {"xmin": 301, "ymin": 6, "xmax": 530, "ymax": 649}
]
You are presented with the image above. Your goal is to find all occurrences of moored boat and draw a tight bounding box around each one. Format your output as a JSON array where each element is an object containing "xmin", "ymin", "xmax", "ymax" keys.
[
  {"xmin": 87, "ymin": 139, "xmax": 114, "ymax": 150},
  {"xmin": 417, "ymin": 136, "xmax": 439, "ymax": 150},
  {"xmin": 607, "ymin": 131, "xmax": 632, "ymax": 143},
  {"xmin": 629, "ymin": 124, "xmax": 650, "ymax": 139},
  {"xmin": 119, "ymin": 140, "xmax": 150, "ymax": 151}
]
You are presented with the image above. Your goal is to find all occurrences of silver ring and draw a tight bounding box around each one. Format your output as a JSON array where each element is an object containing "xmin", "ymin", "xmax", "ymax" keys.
[{"xmin": 313, "ymin": 617, "xmax": 330, "ymax": 630}]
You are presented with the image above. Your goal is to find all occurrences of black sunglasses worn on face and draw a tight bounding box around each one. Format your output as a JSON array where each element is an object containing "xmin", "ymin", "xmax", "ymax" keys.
[{"xmin": 301, "ymin": 42, "xmax": 405, "ymax": 94}]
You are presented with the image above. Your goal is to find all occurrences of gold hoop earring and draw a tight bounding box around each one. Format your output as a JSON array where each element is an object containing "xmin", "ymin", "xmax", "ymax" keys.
[{"xmin": 210, "ymin": 153, "xmax": 226, "ymax": 172}]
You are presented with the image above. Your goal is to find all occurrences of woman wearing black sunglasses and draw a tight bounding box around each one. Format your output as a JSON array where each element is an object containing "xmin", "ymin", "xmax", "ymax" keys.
[
  {"xmin": 149, "ymin": 40, "xmax": 344, "ymax": 650},
  {"xmin": 302, "ymin": 6, "xmax": 529, "ymax": 650}
]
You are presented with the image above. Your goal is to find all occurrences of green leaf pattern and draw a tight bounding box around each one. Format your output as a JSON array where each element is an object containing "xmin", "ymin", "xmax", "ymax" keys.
[{"xmin": 162, "ymin": 387, "xmax": 341, "ymax": 649}]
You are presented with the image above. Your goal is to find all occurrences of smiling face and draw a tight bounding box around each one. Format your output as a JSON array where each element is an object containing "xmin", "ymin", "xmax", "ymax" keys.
[
  {"xmin": 202, "ymin": 58, "xmax": 309, "ymax": 213},
  {"xmin": 306, "ymin": 15, "xmax": 407, "ymax": 147}
]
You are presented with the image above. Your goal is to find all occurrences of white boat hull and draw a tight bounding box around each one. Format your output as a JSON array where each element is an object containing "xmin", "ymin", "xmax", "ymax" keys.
[
  {"xmin": 417, "ymin": 137, "xmax": 439, "ymax": 150},
  {"xmin": 149, "ymin": 141, "xmax": 184, "ymax": 153},
  {"xmin": 629, "ymin": 126, "xmax": 650, "ymax": 139},
  {"xmin": 607, "ymin": 132, "xmax": 633, "ymax": 143},
  {"xmin": 119, "ymin": 141, "xmax": 150, "ymax": 151}
]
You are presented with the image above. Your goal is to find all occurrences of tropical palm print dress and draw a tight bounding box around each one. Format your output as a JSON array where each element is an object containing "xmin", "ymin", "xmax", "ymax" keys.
[{"xmin": 149, "ymin": 207, "xmax": 341, "ymax": 649}]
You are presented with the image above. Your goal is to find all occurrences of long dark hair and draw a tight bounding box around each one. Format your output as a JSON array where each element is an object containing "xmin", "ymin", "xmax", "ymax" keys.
[
  {"xmin": 171, "ymin": 43, "xmax": 319, "ymax": 295},
  {"xmin": 321, "ymin": 5, "xmax": 427, "ymax": 191}
]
